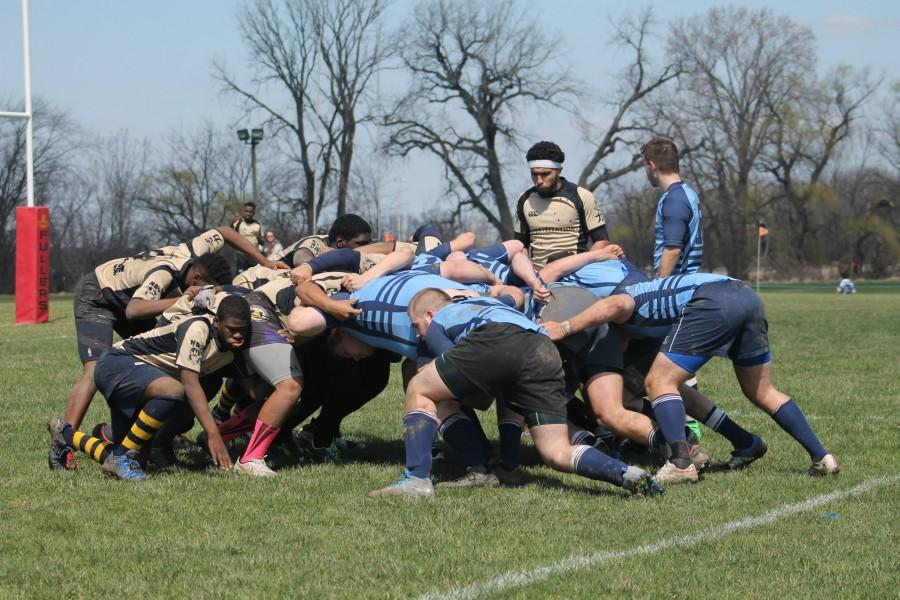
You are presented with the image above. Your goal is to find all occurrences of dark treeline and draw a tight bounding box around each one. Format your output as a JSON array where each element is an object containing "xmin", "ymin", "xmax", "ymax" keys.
[{"xmin": 1, "ymin": 2, "xmax": 897, "ymax": 292}]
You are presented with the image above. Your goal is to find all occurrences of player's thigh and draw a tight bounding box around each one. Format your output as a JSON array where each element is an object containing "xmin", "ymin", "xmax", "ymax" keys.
[
  {"xmin": 143, "ymin": 375, "xmax": 184, "ymax": 400},
  {"xmin": 584, "ymin": 372, "xmax": 626, "ymax": 417},
  {"xmin": 645, "ymin": 352, "xmax": 694, "ymax": 396},
  {"xmin": 406, "ymin": 361, "xmax": 458, "ymax": 411},
  {"xmin": 244, "ymin": 342, "xmax": 303, "ymax": 390}
]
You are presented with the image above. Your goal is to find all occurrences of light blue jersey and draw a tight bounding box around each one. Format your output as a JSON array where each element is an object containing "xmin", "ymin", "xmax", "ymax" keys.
[
  {"xmin": 559, "ymin": 258, "xmax": 647, "ymax": 299},
  {"xmin": 465, "ymin": 245, "xmax": 512, "ymax": 283},
  {"xmin": 653, "ymin": 181, "xmax": 703, "ymax": 276},
  {"xmin": 341, "ymin": 271, "xmax": 470, "ymax": 359},
  {"xmin": 420, "ymin": 296, "xmax": 545, "ymax": 362},
  {"xmin": 621, "ymin": 273, "xmax": 731, "ymax": 327}
]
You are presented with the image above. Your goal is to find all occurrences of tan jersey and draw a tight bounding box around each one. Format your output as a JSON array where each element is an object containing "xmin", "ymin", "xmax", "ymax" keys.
[
  {"xmin": 233, "ymin": 266, "xmax": 291, "ymax": 290},
  {"xmin": 94, "ymin": 230, "xmax": 226, "ymax": 312},
  {"xmin": 114, "ymin": 315, "xmax": 236, "ymax": 376},
  {"xmin": 306, "ymin": 272, "xmax": 348, "ymax": 298},
  {"xmin": 514, "ymin": 179, "xmax": 606, "ymax": 268},
  {"xmin": 273, "ymin": 235, "xmax": 330, "ymax": 268},
  {"xmin": 233, "ymin": 219, "xmax": 263, "ymax": 248},
  {"xmin": 397, "ymin": 236, "xmax": 442, "ymax": 255},
  {"xmin": 157, "ymin": 287, "xmax": 236, "ymax": 327}
]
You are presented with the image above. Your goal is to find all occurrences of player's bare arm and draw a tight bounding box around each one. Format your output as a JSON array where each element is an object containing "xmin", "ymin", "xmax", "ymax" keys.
[{"xmin": 181, "ymin": 368, "xmax": 231, "ymax": 470}]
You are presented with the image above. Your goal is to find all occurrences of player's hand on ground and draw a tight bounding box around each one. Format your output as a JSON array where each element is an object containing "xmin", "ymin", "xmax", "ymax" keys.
[
  {"xmin": 330, "ymin": 299, "xmax": 362, "ymax": 321},
  {"xmin": 341, "ymin": 273, "xmax": 365, "ymax": 292},
  {"xmin": 542, "ymin": 321, "xmax": 567, "ymax": 341},
  {"xmin": 206, "ymin": 432, "xmax": 232, "ymax": 471},
  {"xmin": 291, "ymin": 264, "xmax": 313, "ymax": 285}
]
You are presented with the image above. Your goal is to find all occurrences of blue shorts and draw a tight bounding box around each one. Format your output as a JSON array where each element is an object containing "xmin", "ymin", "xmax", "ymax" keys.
[
  {"xmin": 94, "ymin": 349, "xmax": 169, "ymax": 408},
  {"xmin": 661, "ymin": 280, "xmax": 771, "ymax": 373}
]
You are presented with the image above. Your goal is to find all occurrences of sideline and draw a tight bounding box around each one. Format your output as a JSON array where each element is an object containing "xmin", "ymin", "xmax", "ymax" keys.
[{"xmin": 418, "ymin": 474, "xmax": 900, "ymax": 600}]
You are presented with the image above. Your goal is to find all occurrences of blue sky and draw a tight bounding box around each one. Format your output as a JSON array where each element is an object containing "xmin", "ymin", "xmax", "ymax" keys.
[{"xmin": 2, "ymin": 1, "xmax": 897, "ymax": 218}]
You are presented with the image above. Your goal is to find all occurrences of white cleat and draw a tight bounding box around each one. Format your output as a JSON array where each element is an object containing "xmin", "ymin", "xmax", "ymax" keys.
[
  {"xmin": 232, "ymin": 457, "xmax": 277, "ymax": 477},
  {"xmin": 655, "ymin": 461, "xmax": 699, "ymax": 485},
  {"xmin": 808, "ymin": 453, "xmax": 840, "ymax": 476}
]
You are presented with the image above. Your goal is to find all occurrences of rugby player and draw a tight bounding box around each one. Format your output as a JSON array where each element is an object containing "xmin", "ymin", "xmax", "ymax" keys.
[
  {"xmin": 47, "ymin": 295, "xmax": 252, "ymax": 480},
  {"xmin": 50, "ymin": 227, "xmax": 284, "ymax": 470},
  {"xmin": 543, "ymin": 273, "xmax": 839, "ymax": 483},
  {"xmin": 368, "ymin": 291, "xmax": 665, "ymax": 498}
]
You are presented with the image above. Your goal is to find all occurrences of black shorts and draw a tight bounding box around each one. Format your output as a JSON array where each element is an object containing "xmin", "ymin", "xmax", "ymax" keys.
[
  {"xmin": 73, "ymin": 273, "xmax": 155, "ymax": 364},
  {"xmin": 434, "ymin": 323, "xmax": 567, "ymax": 424}
]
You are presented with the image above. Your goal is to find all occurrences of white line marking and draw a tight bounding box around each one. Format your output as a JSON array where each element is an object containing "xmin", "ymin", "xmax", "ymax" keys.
[{"xmin": 418, "ymin": 474, "xmax": 900, "ymax": 600}]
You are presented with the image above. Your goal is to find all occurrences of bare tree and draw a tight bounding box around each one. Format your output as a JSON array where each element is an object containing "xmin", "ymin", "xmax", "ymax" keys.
[
  {"xmin": 668, "ymin": 7, "xmax": 817, "ymax": 276},
  {"xmin": 215, "ymin": 0, "xmax": 391, "ymax": 234},
  {"xmin": 0, "ymin": 98, "xmax": 82, "ymax": 291},
  {"xmin": 576, "ymin": 10, "xmax": 694, "ymax": 192},
  {"xmin": 383, "ymin": 0, "xmax": 576, "ymax": 239},
  {"xmin": 141, "ymin": 125, "xmax": 246, "ymax": 242},
  {"xmin": 761, "ymin": 66, "xmax": 878, "ymax": 267}
]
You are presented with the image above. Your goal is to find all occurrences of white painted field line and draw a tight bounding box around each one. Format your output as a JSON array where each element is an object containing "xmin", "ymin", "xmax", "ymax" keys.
[{"xmin": 418, "ymin": 474, "xmax": 900, "ymax": 600}]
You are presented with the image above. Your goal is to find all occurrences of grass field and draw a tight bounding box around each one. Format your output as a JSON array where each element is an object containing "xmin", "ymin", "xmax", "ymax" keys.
[{"xmin": 2, "ymin": 289, "xmax": 899, "ymax": 599}]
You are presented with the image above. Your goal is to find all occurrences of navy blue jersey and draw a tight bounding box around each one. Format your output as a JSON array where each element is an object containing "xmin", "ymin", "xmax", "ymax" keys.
[
  {"xmin": 620, "ymin": 273, "xmax": 731, "ymax": 327},
  {"xmin": 419, "ymin": 296, "xmax": 545, "ymax": 362},
  {"xmin": 653, "ymin": 181, "xmax": 703, "ymax": 276},
  {"xmin": 340, "ymin": 271, "xmax": 470, "ymax": 359}
]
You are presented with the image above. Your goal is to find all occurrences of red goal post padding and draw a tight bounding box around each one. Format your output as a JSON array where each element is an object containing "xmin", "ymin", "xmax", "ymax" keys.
[{"xmin": 15, "ymin": 206, "xmax": 50, "ymax": 324}]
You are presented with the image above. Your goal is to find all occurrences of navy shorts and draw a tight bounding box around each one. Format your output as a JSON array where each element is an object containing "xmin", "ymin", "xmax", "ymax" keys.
[
  {"xmin": 661, "ymin": 280, "xmax": 771, "ymax": 373},
  {"xmin": 94, "ymin": 349, "xmax": 173, "ymax": 442}
]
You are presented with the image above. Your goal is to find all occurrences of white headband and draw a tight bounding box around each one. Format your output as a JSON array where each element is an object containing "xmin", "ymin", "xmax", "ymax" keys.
[{"xmin": 528, "ymin": 160, "xmax": 562, "ymax": 170}]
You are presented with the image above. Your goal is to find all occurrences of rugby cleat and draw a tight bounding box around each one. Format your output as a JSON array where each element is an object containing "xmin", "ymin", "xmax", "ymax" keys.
[
  {"xmin": 622, "ymin": 466, "xmax": 666, "ymax": 497},
  {"xmin": 368, "ymin": 473, "xmax": 434, "ymax": 499},
  {"xmin": 727, "ymin": 435, "xmax": 768, "ymax": 470},
  {"xmin": 232, "ymin": 457, "xmax": 277, "ymax": 477},
  {"xmin": 808, "ymin": 453, "xmax": 840, "ymax": 476},
  {"xmin": 147, "ymin": 446, "xmax": 178, "ymax": 470},
  {"xmin": 655, "ymin": 461, "xmax": 699, "ymax": 485},
  {"xmin": 101, "ymin": 450, "xmax": 149, "ymax": 481},
  {"xmin": 436, "ymin": 465, "xmax": 499, "ymax": 488},
  {"xmin": 47, "ymin": 417, "xmax": 77, "ymax": 471},
  {"xmin": 689, "ymin": 444, "xmax": 711, "ymax": 472},
  {"xmin": 493, "ymin": 464, "xmax": 525, "ymax": 487}
]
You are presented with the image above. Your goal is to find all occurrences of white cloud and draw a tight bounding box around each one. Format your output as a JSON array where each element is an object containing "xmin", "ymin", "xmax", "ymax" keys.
[{"xmin": 823, "ymin": 14, "xmax": 875, "ymax": 34}]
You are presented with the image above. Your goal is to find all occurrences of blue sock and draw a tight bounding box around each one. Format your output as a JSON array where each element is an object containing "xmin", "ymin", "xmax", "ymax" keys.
[
  {"xmin": 652, "ymin": 393, "xmax": 690, "ymax": 467},
  {"xmin": 572, "ymin": 445, "xmax": 627, "ymax": 486},
  {"xmin": 497, "ymin": 420, "xmax": 522, "ymax": 470},
  {"xmin": 703, "ymin": 406, "xmax": 755, "ymax": 449},
  {"xmin": 651, "ymin": 393, "xmax": 688, "ymax": 444},
  {"xmin": 647, "ymin": 427, "xmax": 665, "ymax": 450},
  {"xmin": 771, "ymin": 399, "xmax": 828, "ymax": 461},
  {"xmin": 439, "ymin": 413, "xmax": 490, "ymax": 469},
  {"xmin": 403, "ymin": 411, "xmax": 439, "ymax": 478},
  {"xmin": 460, "ymin": 405, "xmax": 492, "ymax": 458}
]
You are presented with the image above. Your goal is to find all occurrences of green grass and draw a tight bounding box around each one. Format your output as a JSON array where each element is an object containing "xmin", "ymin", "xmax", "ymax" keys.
[{"xmin": 1, "ymin": 290, "xmax": 899, "ymax": 599}]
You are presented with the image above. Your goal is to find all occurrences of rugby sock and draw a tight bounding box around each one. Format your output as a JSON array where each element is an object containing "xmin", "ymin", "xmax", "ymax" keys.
[
  {"xmin": 403, "ymin": 411, "xmax": 439, "ymax": 479},
  {"xmin": 497, "ymin": 419, "xmax": 522, "ymax": 470},
  {"xmin": 212, "ymin": 380, "xmax": 240, "ymax": 421},
  {"xmin": 439, "ymin": 413, "xmax": 489, "ymax": 469},
  {"xmin": 571, "ymin": 445, "xmax": 627, "ymax": 486},
  {"xmin": 63, "ymin": 425, "xmax": 112, "ymax": 465},
  {"xmin": 771, "ymin": 399, "xmax": 828, "ymax": 461},
  {"xmin": 651, "ymin": 393, "xmax": 690, "ymax": 468},
  {"xmin": 460, "ymin": 405, "xmax": 493, "ymax": 458},
  {"xmin": 647, "ymin": 427, "xmax": 665, "ymax": 450},
  {"xmin": 241, "ymin": 420, "xmax": 281, "ymax": 463},
  {"xmin": 703, "ymin": 406, "xmax": 755, "ymax": 450},
  {"xmin": 218, "ymin": 409, "xmax": 256, "ymax": 442},
  {"xmin": 117, "ymin": 397, "xmax": 178, "ymax": 456}
]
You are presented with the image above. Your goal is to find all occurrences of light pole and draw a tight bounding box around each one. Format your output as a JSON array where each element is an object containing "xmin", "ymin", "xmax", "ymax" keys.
[{"xmin": 237, "ymin": 128, "xmax": 264, "ymax": 205}]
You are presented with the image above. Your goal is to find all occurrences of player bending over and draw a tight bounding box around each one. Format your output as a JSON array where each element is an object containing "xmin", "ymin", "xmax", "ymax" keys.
[
  {"xmin": 543, "ymin": 273, "xmax": 839, "ymax": 484},
  {"xmin": 368, "ymin": 290, "xmax": 666, "ymax": 499},
  {"xmin": 47, "ymin": 295, "xmax": 252, "ymax": 481}
]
